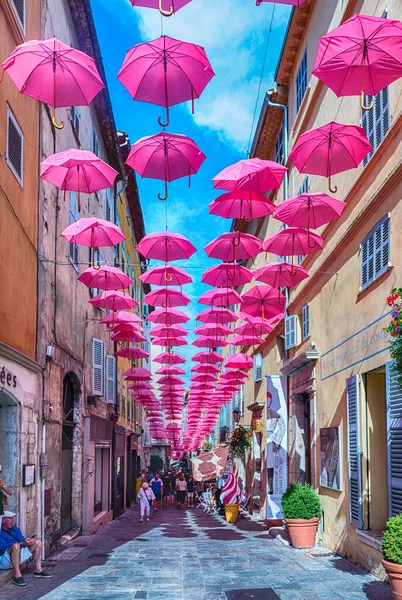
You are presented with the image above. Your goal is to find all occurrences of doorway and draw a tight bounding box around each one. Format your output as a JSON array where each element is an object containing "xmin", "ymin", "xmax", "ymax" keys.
[
  {"xmin": 61, "ymin": 374, "xmax": 75, "ymax": 535},
  {"xmin": 0, "ymin": 391, "xmax": 19, "ymax": 515}
]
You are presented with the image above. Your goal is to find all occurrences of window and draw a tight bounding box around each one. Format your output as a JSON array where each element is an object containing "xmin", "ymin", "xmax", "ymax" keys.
[
  {"xmin": 92, "ymin": 128, "xmax": 100, "ymax": 156},
  {"xmin": 285, "ymin": 315, "xmax": 297, "ymax": 350},
  {"xmin": 386, "ymin": 362, "xmax": 402, "ymax": 516},
  {"xmin": 296, "ymin": 48, "xmax": 308, "ymax": 111},
  {"xmin": 240, "ymin": 384, "xmax": 245, "ymax": 415},
  {"xmin": 114, "ymin": 244, "xmax": 120, "ymax": 269},
  {"xmin": 254, "ymin": 353, "xmax": 263, "ymax": 382},
  {"xmin": 116, "ymin": 370, "xmax": 121, "ymax": 414},
  {"xmin": 275, "ymin": 124, "xmax": 284, "ymax": 164},
  {"xmin": 360, "ymin": 215, "xmax": 390, "ymax": 290},
  {"xmin": 121, "ymin": 242, "xmax": 126, "ymax": 272},
  {"xmin": 362, "ymin": 87, "xmax": 390, "ymax": 167},
  {"xmin": 6, "ymin": 106, "xmax": 24, "ymax": 186},
  {"xmin": 298, "ymin": 176, "xmax": 309, "ymax": 196},
  {"xmin": 68, "ymin": 191, "xmax": 79, "ymax": 267},
  {"xmin": 105, "ymin": 355, "xmax": 116, "ymax": 404},
  {"xmin": 347, "ymin": 375, "xmax": 363, "ymax": 528},
  {"xmin": 69, "ymin": 106, "xmax": 81, "ymax": 139},
  {"xmin": 92, "ymin": 338, "xmax": 104, "ymax": 396},
  {"xmin": 302, "ymin": 304, "xmax": 310, "ymax": 340},
  {"xmin": 10, "ymin": 0, "xmax": 25, "ymax": 30}
]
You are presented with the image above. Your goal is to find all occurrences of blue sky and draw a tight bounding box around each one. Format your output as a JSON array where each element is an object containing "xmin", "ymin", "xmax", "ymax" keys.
[{"xmin": 91, "ymin": 0, "xmax": 291, "ymax": 379}]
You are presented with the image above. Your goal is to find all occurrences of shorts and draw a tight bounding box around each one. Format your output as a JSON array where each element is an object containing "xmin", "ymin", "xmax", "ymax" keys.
[
  {"xmin": 154, "ymin": 493, "xmax": 161, "ymax": 501},
  {"xmin": 177, "ymin": 491, "xmax": 186, "ymax": 504},
  {"xmin": 188, "ymin": 492, "xmax": 194, "ymax": 498},
  {"xmin": 163, "ymin": 490, "xmax": 170, "ymax": 497},
  {"xmin": 0, "ymin": 546, "xmax": 32, "ymax": 570}
]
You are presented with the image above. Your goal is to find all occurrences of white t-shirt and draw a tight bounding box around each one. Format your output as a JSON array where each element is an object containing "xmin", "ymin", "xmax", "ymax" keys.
[{"xmin": 176, "ymin": 479, "xmax": 187, "ymax": 491}]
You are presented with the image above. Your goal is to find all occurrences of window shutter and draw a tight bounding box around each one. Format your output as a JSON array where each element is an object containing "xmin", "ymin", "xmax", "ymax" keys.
[
  {"xmin": 302, "ymin": 304, "xmax": 310, "ymax": 340},
  {"xmin": 6, "ymin": 107, "xmax": 24, "ymax": 186},
  {"xmin": 92, "ymin": 128, "xmax": 100, "ymax": 156},
  {"xmin": 254, "ymin": 353, "xmax": 263, "ymax": 382},
  {"xmin": 361, "ymin": 216, "xmax": 390, "ymax": 289},
  {"xmin": 386, "ymin": 362, "xmax": 402, "ymax": 517},
  {"xmin": 11, "ymin": 0, "xmax": 25, "ymax": 29},
  {"xmin": 68, "ymin": 192, "xmax": 79, "ymax": 266},
  {"xmin": 347, "ymin": 375, "xmax": 363, "ymax": 528},
  {"xmin": 362, "ymin": 87, "xmax": 390, "ymax": 166},
  {"xmin": 106, "ymin": 355, "xmax": 116, "ymax": 404},
  {"xmin": 92, "ymin": 338, "xmax": 104, "ymax": 396},
  {"xmin": 296, "ymin": 48, "xmax": 308, "ymax": 111},
  {"xmin": 285, "ymin": 315, "xmax": 297, "ymax": 350}
]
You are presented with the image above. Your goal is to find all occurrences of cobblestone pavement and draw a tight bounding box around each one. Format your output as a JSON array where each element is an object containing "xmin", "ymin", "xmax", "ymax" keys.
[{"xmin": 3, "ymin": 505, "xmax": 392, "ymax": 600}]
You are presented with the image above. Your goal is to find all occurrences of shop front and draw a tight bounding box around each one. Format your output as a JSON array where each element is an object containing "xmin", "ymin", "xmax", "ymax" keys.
[
  {"xmin": 113, "ymin": 425, "xmax": 125, "ymax": 518},
  {"xmin": 126, "ymin": 432, "xmax": 140, "ymax": 509}
]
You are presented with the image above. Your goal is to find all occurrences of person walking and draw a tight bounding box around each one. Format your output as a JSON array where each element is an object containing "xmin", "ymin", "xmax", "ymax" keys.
[
  {"xmin": 187, "ymin": 475, "xmax": 195, "ymax": 508},
  {"xmin": 175, "ymin": 473, "xmax": 188, "ymax": 510},
  {"xmin": 169, "ymin": 471, "xmax": 176, "ymax": 506},
  {"xmin": 162, "ymin": 472, "xmax": 171, "ymax": 507},
  {"xmin": 150, "ymin": 473, "xmax": 163, "ymax": 512},
  {"xmin": 137, "ymin": 482, "xmax": 155, "ymax": 523}
]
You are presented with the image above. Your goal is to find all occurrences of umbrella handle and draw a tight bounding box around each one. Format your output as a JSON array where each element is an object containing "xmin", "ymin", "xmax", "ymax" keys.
[
  {"xmin": 164, "ymin": 268, "xmax": 173, "ymax": 283},
  {"xmin": 158, "ymin": 181, "xmax": 168, "ymax": 201},
  {"xmin": 328, "ymin": 176, "xmax": 337, "ymax": 194},
  {"xmin": 307, "ymin": 230, "xmax": 317, "ymax": 250},
  {"xmin": 361, "ymin": 91, "xmax": 374, "ymax": 111},
  {"xmin": 158, "ymin": 106, "xmax": 170, "ymax": 128},
  {"xmin": 232, "ymin": 230, "xmax": 241, "ymax": 247},
  {"xmin": 159, "ymin": 0, "xmax": 173, "ymax": 16},
  {"xmin": 52, "ymin": 107, "xmax": 64, "ymax": 130}
]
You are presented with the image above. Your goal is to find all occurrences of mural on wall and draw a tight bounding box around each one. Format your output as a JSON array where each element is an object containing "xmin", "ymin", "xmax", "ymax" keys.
[
  {"xmin": 266, "ymin": 375, "xmax": 288, "ymax": 520},
  {"xmin": 319, "ymin": 426, "xmax": 342, "ymax": 491}
]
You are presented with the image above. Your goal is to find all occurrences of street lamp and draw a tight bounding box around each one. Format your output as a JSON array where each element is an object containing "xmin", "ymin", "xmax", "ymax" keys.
[{"xmin": 232, "ymin": 407, "xmax": 241, "ymax": 425}]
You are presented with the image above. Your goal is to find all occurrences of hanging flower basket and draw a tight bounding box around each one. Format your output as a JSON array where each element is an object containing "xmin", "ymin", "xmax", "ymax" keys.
[
  {"xmin": 229, "ymin": 425, "xmax": 252, "ymax": 460},
  {"xmin": 384, "ymin": 289, "xmax": 402, "ymax": 385}
]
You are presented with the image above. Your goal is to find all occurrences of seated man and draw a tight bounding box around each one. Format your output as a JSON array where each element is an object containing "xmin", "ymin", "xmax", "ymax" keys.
[{"xmin": 0, "ymin": 511, "xmax": 52, "ymax": 587}]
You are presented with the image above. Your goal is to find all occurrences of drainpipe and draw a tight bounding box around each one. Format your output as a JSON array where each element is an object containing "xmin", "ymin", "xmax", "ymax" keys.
[{"xmin": 265, "ymin": 88, "xmax": 288, "ymax": 200}]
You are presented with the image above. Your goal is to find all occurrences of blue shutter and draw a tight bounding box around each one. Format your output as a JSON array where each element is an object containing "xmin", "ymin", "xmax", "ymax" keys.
[
  {"xmin": 106, "ymin": 355, "xmax": 116, "ymax": 405},
  {"xmin": 254, "ymin": 353, "xmax": 263, "ymax": 382},
  {"xmin": 386, "ymin": 361, "xmax": 402, "ymax": 517},
  {"xmin": 347, "ymin": 375, "xmax": 363, "ymax": 528},
  {"xmin": 362, "ymin": 87, "xmax": 390, "ymax": 166},
  {"xmin": 68, "ymin": 191, "xmax": 79, "ymax": 267},
  {"xmin": 361, "ymin": 215, "xmax": 390, "ymax": 290},
  {"xmin": 285, "ymin": 315, "xmax": 297, "ymax": 350},
  {"xmin": 302, "ymin": 304, "xmax": 310, "ymax": 340},
  {"xmin": 92, "ymin": 338, "xmax": 104, "ymax": 396},
  {"xmin": 296, "ymin": 48, "xmax": 308, "ymax": 111}
]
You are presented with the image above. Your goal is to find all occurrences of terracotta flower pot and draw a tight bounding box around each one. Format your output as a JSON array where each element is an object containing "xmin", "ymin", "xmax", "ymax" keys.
[
  {"xmin": 285, "ymin": 517, "xmax": 320, "ymax": 549},
  {"xmin": 382, "ymin": 560, "xmax": 402, "ymax": 600}
]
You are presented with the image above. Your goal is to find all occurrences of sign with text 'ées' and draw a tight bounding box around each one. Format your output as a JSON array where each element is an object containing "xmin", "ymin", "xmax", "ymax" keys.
[{"xmin": 266, "ymin": 376, "xmax": 288, "ymax": 520}]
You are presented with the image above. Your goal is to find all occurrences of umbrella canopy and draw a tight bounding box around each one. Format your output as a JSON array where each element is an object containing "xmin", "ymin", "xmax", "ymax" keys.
[
  {"xmin": 61, "ymin": 217, "xmax": 124, "ymax": 247},
  {"xmin": 143, "ymin": 288, "xmax": 191, "ymax": 307},
  {"xmin": 312, "ymin": 14, "xmax": 402, "ymax": 104},
  {"xmin": 194, "ymin": 323, "xmax": 232, "ymax": 336},
  {"xmin": 213, "ymin": 158, "xmax": 287, "ymax": 193},
  {"xmin": 110, "ymin": 322, "xmax": 143, "ymax": 333},
  {"xmin": 224, "ymin": 353, "xmax": 254, "ymax": 370},
  {"xmin": 190, "ymin": 373, "xmax": 217, "ymax": 382},
  {"xmin": 126, "ymin": 131, "xmax": 206, "ymax": 200},
  {"xmin": 254, "ymin": 262, "xmax": 309, "ymax": 288},
  {"xmin": 263, "ymin": 227, "xmax": 324, "ymax": 256},
  {"xmin": 128, "ymin": 0, "xmax": 192, "ymax": 17},
  {"xmin": 89, "ymin": 290, "xmax": 138, "ymax": 310},
  {"xmin": 234, "ymin": 319, "xmax": 273, "ymax": 337},
  {"xmin": 193, "ymin": 337, "xmax": 228, "ymax": 348},
  {"xmin": 111, "ymin": 329, "xmax": 146, "ymax": 343},
  {"xmin": 198, "ymin": 288, "xmax": 242, "ymax": 307},
  {"xmin": 191, "ymin": 363, "xmax": 220, "ymax": 373},
  {"xmin": 156, "ymin": 366, "xmax": 186, "ymax": 375},
  {"xmin": 116, "ymin": 346, "xmax": 150, "ymax": 359},
  {"xmin": 148, "ymin": 307, "xmax": 190, "ymax": 325},
  {"xmin": 288, "ymin": 121, "xmax": 372, "ymax": 192},
  {"xmin": 1, "ymin": 37, "xmax": 104, "ymax": 129},
  {"xmin": 201, "ymin": 263, "xmax": 253, "ymax": 288},
  {"xmin": 231, "ymin": 335, "xmax": 265, "ymax": 346},
  {"xmin": 151, "ymin": 324, "xmax": 188, "ymax": 337},
  {"xmin": 195, "ymin": 307, "xmax": 239, "ymax": 324},
  {"xmin": 152, "ymin": 337, "xmax": 188, "ymax": 347},
  {"xmin": 136, "ymin": 232, "xmax": 197, "ymax": 262},
  {"xmin": 209, "ymin": 190, "xmax": 275, "ymax": 221},
  {"xmin": 192, "ymin": 351, "xmax": 224, "ymax": 363},
  {"xmin": 154, "ymin": 352, "xmax": 186, "ymax": 364},
  {"xmin": 241, "ymin": 285, "xmax": 286, "ymax": 320},
  {"xmin": 117, "ymin": 35, "xmax": 214, "ymax": 126},
  {"xmin": 273, "ymin": 192, "xmax": 346, "ymax": 229},
  {"xmin": 157, "ymin": 376, "xmax": 185, "ymax": 385},
  {"xmin": 140, "ymin": 265, "xmax": 192, "ymax": 286},
  {"xmin": 204, "ymin": 232, "xmax": 261, "ymax": 261},
  {"xmin": 100, "ymin": 311, "xmax": 141, "ymax": 325},
  {"xmin": 78, "ymin": 266, "xmax": 132, "ymax": 291},
  {"xmin": 123, "ymin": 367, "xmax": 152, "ymax": 380},
  {"xmin": 256, "ymin": 0, "xmax": 306, "ymax": 5}
]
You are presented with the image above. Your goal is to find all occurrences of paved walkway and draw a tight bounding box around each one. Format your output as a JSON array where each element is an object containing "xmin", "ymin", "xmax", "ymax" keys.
[{"xmin": 3, "ymin": 505, "xmax": 392, "ymax": 600}]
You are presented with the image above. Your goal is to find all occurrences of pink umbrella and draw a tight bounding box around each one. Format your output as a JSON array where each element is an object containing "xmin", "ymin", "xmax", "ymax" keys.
[
  {"xmin": 213, "ymin": 158, "xmax": 287, "ymax": 193},
  {"xmin": 231, "ymin": 335, "xmax": 265, "ymax": 346},
  {"xmin": 61, "ymin": 217, "xmax": 124, "ymax": 247},
  {"xmin": 78, "ymin": 266, "xmax": 132, "ymax": 291},
  {"xmin": 193, "ymin": 337, "xmax": 228, "ymax": 348},
  {"xmin": 140, "ymin": 265, "xmax": 192, "ymax": 286},
  {"xmin": 158, "ymin": 375, "xmax": 185, "ymax": 385},
  {"xmin": 89, "ymin": 291, "xmax": 138, "ymax": 310},
  {"xmin": 154, "ymin": 352, "xmax": 186, "ymax": 364},
  {"xmin": 143, "ymin": 288, "xmax": 191, "ymax": 307},
  {"xmin": 195, "ymin": 307, "xmax": 238, "ymax": 324},
  {"xmin": 204, "ymin": 232, "xmax": 261, "ymax": 262},
  {"xmin": 128, "ymin": 0, "xmax": 192, "ymax": 17},
  {"xmin": 254, "ymin": 262, "xmax": 309, "ymax": 289},
  {"xmin": 194, "ymin": 323, "xmax": 231, "ymax": 336},
  {"xmin": 263, "ymin": 228, "xmax": 323, "ymax": 273},
  {"xmin": 201, "ymin": 263, "xmax": 253, "ymax": 288},
  {"xmin": 235, "ymin": 321, "xmax": 273, "ymax": 337},
  {"xmin": 156, "ymin": 366, "xmax": 186, "ymax": 375},
  {"xmin": 198, "ymin": 288, "xmax": 242, "ymax": 307},
  {"xmin": 209, "ymin": 190, "xmax": 275, "ymax": 221},
  {"xmin": 190, "ymin": 374, "xmax": 217, "ymax": 382},
  {"xmin": 241, "ymin": 285, "xmax": 286, "ymax": 320},
  {"xmin": 151, "ymin": 324, "xmax": 188, "ymax": 337},
  {"xmin": 152, "ymin": 337, "xmax": 188, "ymax": 347},
  {"xmin": 192, "ymin": 351, "xmax": 224, "ymax": 363},
  {"xmin": 220, "ymin": 370, "xmax": 248, "ymax": 381},
  {"xmin": 191, "ymin": 363, "xmax": 220, "ymax": 373},
  {"xmin": 100, "ymin": 311, "xmax": 141, "ymax": 325},
  {"xmin": 110, "ymin": 322, "xmax": 143, "ymax": 333},
  {"xmin": 111, "ymin": 329, "xmax": 146, "ymax": 343},
  {"xmin": 124, "ymin": 367, "xmax": 152, "ymax": 380},
  {"xmin": 136, "ymin": 232, "xmax": 197, "ymax": 263},
  {"xmin": 224, "ymin": 353, "xmax": 254, "ymax": 370},
  {"xmin": 148, "ymin": 308, "xmax": 190, "ymax": 325},
  {"xmin": 288, "ymin": 122, "xmax": 372, "ymax": 192},
  {"xmin": 1, "ymin": 37, "xmax": 104, "ymax": 129},
  {"xmin": 116, "ymin": 346, "xmax": 150, "ymax": 359},
  {"xmin": 312, "ymin": 14, "xmax": 402, "ymax": 109},
  {"xmin": 273, "ymin": 193, "xmax": 346, "ymax": 230},
  {"xmin": 117, "ymin": 35, "xmax": 214, "ymax": 126},
  {"xmin": 256, "ymin": 0, "xmax": 306, "ymax": 6},
  {"xmin": 126, "ymin": 131, "xmax": 206, "ymax": 200}
]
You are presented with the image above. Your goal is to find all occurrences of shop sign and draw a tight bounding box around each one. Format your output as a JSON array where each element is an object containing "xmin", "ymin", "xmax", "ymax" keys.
[
  {"xmin": 320, "ymin": 311, "xmax": 391, "ymax": 380},
  {"xmin": 0, "ymin": 366, "xmax": 17, "ymax": 389},
  {"xmin": 266, "ymin": 376, "xmax": 288, "ymax": 520}
]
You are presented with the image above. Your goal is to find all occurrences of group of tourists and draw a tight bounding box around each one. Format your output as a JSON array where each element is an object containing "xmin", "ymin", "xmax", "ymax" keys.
[{"xmin": 136, "ymin": 469, "xmax": 196, "ymax": 522}]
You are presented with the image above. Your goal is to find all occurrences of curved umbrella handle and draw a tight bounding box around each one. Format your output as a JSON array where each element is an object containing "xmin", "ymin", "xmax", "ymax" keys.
[
  {"xmin": 159, "ymin": 0, "xmax": 173, "ymax": 16},
  {"xmin": 52, "ymin": 107, "xmax": 64, "ymax": 130},
  {"xmin": 361, "ymin": 91, "xmax": 373, "ymax": 111},
  {"xmin": 158, "ymin": 106, "xmax": 170, "ymax": 128},
  {"xmin": 158, "ymin": 181, "xmax": 168, "ymax": 201},
  {"xmin": 328, "ymin": 176, "xmax": 338, "ymax": 194},
  {"xmin": 307, "ymin": 230, "xmax": 317, "ymax": 250},
  {"xmin": 232, "ymin": 230, "xmax": 241, "ymax": 248},
  {"xmin": 164, "ymin": 268, "xmax": 173, "ymax": 283}
]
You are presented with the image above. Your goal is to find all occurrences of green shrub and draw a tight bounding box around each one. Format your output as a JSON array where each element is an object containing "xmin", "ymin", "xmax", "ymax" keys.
[
  {"xmin": 382, "ymin": 514, "xmax": 402, "ymax": 564},
  {"xmin": 150, "ymin": 455, "xmax": 164, "ymax": 473},
  {"xmin": 281, "ymin": 482, "xmax": 322, "ymax": 520}
]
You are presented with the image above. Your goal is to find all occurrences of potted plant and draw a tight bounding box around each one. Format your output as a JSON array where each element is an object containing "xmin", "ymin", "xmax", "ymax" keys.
[
  {"xmin": 229, "ymin": 425, "xmax": 252, "ymax": 460},
  {"xmin": 384, "ymin": 289, "xmax": 402, "ymax": 385},
  {"xmin": 281, "ymin": 482, "xmax": 322, "ymax": 548},
  {"xmin": 382, "ymin": 514, "xmax": 402, "ymax": 599}
]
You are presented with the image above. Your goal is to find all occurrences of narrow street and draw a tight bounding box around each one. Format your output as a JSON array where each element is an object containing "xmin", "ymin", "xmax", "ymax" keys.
[{"xmin": 3, "ymin": 506, "xmax": 392, "ymax": 600}]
